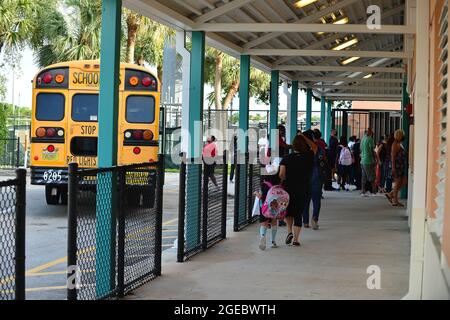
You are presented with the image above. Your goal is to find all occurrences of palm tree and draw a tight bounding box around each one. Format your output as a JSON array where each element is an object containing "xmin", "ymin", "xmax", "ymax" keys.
[
  {"xmin": 34, "ymin": 0, "xmax": 103, "ymax": 67},
  {"xmin": 0, "ymin": 0, "xmax": 56, "ymax": 55},
  {"xmin": 133, "ymin": 18, "xmax": 175, "ymax": 80}
]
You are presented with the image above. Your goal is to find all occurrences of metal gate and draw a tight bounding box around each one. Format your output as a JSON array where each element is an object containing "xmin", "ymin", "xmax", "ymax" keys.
[
  {"xmin": 67, "ymin": 158, "xmax": 164, "ymax": 300},
  {"xmin": 332, "ymin": 109, "xmax": 402, "ymax": 142},
  {"xmin": 0, "ymin": 169, "xmax": 26, "ymax": 300},
  {"xmin": 177, "ymin": 153, "xmax": 228, "ymax": 262},
  {"xmin": 0, "ymin": 138, "xmax": 21, "ymax": 169}
]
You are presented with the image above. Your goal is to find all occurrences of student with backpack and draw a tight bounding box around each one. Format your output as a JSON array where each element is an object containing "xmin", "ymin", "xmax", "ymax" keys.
[
  {"xmin": 254, "ymin": 159, "xmax": 286, "ymax": 250},
  {"xmin": 336, "ymin": 136, "xmax": 353, "ymax": 191}
]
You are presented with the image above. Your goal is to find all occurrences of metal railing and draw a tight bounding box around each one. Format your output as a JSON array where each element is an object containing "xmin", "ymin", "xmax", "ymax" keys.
[
  {"xmin": 0, "ymin": 138, "xmax": 21, "ymax": 169},
  {"xmin": 177, "ymin": 153, "xmax": 228, "ymax": 262},
  {"xmin": 0, "ymin": 169, "xmax": 26, "ymax": 300},
  {"xmin": 67, "ymin": 158, "xmax": 164, "ymax": 300},
  {"xmin": 233, "ymin": 154, "xmax": 261, "ymax": 231}
]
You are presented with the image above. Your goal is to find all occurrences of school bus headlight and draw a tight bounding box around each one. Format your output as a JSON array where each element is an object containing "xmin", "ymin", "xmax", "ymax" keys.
[
  {"xmin": 55, "ymin": 74, "xmax": 65, "ymax": 83},
  {"xmin": 129, "ymin": 76, "xmax": 139, "ymax": 86},
  {"xmin": 57, "ymin": 129, "xmax": 64, "ymax": 137},
  {"xmin": 143, "ymin": 130, "xmax": 153, "ymax": 140},
  {"xmin": 124, "ymin": 131, "xmax": 132, "ymax": 139},
  {"xmin": 36, "ymin": 127, "xmax": 46, "ymax": 138}
]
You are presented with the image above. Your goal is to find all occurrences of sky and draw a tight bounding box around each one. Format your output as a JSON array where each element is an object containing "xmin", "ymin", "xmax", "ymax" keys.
[{"xmin": 0, "ymin": 46, "xmax": 322, "ymax": 113}]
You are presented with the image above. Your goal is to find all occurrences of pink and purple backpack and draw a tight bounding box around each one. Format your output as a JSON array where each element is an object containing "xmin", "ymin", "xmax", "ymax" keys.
[{"xmin": 261, "ymin": 182, "xmax": 290, "ymax": 220}]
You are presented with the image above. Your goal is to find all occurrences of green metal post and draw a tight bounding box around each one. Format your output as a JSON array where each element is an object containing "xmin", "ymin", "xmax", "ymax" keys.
[
  {"xmin": 290, "ymin": 81, "xmax": 299, "ymax": 143},
  {"xmin": 95, "ymin": 0, "xmax": 121, "ymax": 298},
  {"xmin": 237, "ymin": 55, "xmax": 250, "ymax": 226},
  {"xmin": 320, "ymin": 96, "xmax": 326, "ymax": 134},
  {"xmin": 326, "ymin": 100, "xmax": 333, "ymax": 145},
  {"xmin": 186, "ymin": 31, "xmax": 205, "ymax": 251},
  {"xmin": 401, "ymin": 80, "xmax": 410, "ymax": 199},
  {"xmin": 239, "ymin": 55, "xmax": 250, "ymax": 153},
  {"xmin": 269, "ymin": 70, "xmax": 279, "ymax": 142},
  {"xmin": 306, "ymin": 88, "xmax": 313, "ymax": 130}
]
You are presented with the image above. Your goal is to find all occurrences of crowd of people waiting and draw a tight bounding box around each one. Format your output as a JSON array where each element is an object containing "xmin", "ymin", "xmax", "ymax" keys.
[{"xmin": 255, "ymin": 125, "xmax": 408, "ymax": 251}]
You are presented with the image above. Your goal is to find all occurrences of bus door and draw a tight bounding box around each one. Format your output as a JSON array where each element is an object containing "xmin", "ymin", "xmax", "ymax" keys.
[
  {"xmin": 67, "ymin": 90, "xmax": 99, "ymax": 168},
  {"xmin": 119, "ymin": 92, "xmax": 159, "ymax": 165}
]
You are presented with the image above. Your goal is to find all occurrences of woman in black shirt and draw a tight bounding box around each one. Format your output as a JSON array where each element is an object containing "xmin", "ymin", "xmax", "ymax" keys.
[{"xmin": 279, "ymin": 134, "xmax": 314, "ymax": 246}]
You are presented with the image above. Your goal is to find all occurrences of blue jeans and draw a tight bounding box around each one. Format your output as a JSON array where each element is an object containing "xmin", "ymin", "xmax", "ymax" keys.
[
  {"xmin": 303, "ymin": 183, "xmax": 322, "ymax": 224},
  {"xmin": 384, "ymin": 161, "xmax": 393, "ymax": 192}
]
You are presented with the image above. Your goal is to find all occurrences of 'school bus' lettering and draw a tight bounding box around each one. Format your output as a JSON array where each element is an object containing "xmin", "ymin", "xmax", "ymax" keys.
[{"xmin": 72, "ymin": 72, "xmax": 99, "ymax": 87}]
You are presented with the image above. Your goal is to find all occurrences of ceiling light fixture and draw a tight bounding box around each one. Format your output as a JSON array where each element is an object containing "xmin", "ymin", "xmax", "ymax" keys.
[
  {"xmin": 341, "ymin": 57, "xmax": 361, "ymax": 65},
  {"xmin": 332, "ymin": 38, "xmax": 359, "ymax": 51},
  {"xmin": 294, "ymin": 0, "xmax": 318, "ymax": 9}
]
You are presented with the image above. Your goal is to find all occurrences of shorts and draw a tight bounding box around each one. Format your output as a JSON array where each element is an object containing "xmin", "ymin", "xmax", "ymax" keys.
[
  {"xmin": 286, "ymin": 190, "xmax": 310, "ymax": 227},
  {"xmin": 338, "ymin": 164, "xmax": 351, "ymax": 176},
  {"xmin": 361, "ymin": 164, "xmax": 376, "ymax": 184}
]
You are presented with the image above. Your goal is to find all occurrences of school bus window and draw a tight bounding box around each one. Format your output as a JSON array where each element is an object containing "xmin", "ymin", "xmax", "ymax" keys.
[
  {"xmin": 70, "ymin": 137, "xmax": 98, "ymax": 157},
  {"xmin": 126, "ymin": 95, "xmax": 155, "ymax": 124},
  {"xmin": 36, "ymin": 93, "xmax": 65, "ymax": 121},
  {"xmin": 72, "ymin": 93, "xmax": 98, "ymax": 122}
]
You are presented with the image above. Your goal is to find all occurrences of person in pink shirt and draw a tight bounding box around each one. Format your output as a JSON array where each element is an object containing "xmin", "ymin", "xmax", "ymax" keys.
[{"xmin": 202, "ymin": 136, "xmax": 218, "ymax": 186}]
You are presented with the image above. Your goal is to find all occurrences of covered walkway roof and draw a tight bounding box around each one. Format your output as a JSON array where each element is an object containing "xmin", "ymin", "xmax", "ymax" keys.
[{"xmin": 124, "ymin": 0, "xmax": 411, "ymax": 101}]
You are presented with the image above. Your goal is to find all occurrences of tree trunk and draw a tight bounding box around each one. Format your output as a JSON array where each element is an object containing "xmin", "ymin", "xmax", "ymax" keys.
[
  {"xmin": 222, "ymin": 80, "xmax": 240, "ymax": 110},
  {"xmin": 137, "ymin": 55, "xmax": 145, "ymax": 66},
  {"xmin": 157, "ymin": 64, "xmax": 163, "ymax": 83},
  {"xmin": 126, "ymin": 13, "xmax": 140, "ymax": 64},
  {"xmin": 214, "ymin": 53, "xmax": 223, "ymax": 110}
]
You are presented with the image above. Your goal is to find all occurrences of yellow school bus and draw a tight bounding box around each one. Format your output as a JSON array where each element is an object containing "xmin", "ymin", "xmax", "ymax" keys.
[{"xmin": 30, "ymin": 60, "xmax": 160, "ymax": 205}]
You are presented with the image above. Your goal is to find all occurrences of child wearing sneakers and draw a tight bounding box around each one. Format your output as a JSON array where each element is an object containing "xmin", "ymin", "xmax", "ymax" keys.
[{"xmin": 256, "ymin": 160, "xmax": 282, "ymax": 250}]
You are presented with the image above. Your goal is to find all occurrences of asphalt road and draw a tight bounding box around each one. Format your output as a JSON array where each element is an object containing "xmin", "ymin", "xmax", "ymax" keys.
[{"xmin": 0, "ymin": 172, "xmax": 180, "ymax": 300}]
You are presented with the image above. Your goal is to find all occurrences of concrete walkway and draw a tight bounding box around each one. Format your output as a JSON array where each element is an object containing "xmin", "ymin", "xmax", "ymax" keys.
[{"xmin": 128, "ymin": 191, "xmax": 410, "ymax": 300}]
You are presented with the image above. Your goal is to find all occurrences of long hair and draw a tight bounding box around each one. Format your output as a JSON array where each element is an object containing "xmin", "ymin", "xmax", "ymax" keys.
[{"xmin": 292, "ymin": 135, "xmax": 310, "ymax": 154}]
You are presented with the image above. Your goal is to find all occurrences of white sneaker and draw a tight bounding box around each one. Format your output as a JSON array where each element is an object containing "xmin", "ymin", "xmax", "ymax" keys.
[
  {"xmin": 271, "ymin": 241, "xmax": 278, "ymax": 248},
  {"xmin": 259, "ymin": 236, "xmax": 266, "ymax": 251}
]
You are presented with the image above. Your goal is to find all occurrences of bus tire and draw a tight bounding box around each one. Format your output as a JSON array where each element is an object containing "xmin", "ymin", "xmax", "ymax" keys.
[
  {"xmin": 59, "ymin": 187, "xmax": 68, "ymax": 205},
  {"xmin": 46, "ymin": 185, "xmax": 60, "ymax": 205},
  {"xmin": 142, "ymin": 190, "xmax": 155, "ymax": 208},
  {"xmin": 126, "ymin": 189, "xmax": 140, "ymax": 207}
]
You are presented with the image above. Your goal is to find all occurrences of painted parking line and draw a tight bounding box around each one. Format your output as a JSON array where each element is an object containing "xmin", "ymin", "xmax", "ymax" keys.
[{"xmin": 0, "ymin": 218, "xmax": 179, "ymax": 290}]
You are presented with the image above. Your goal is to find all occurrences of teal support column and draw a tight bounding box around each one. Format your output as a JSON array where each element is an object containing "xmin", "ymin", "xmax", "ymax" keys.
[
  {"xmin": 236, "ymin": 55, "xmax": 250, "ymax": 226},
  {"xmin": 326, "ymin": 100, "xmax": 333, "ymax": 145},
  {"xmin": 401, "ymin": 80, "xmax": 410, "ymax": 199},
  {"xmin": 269, "ymin": 70, "xmax": 279, "ymax": 148},
  {"xmin": 320, "ymin": 96, "xmax": 326, "ymax": 134},
  {"xmin": 238, "ymin": 55, "xmax": 250, "ymax": 153},
  {"xmin": 185, "ymin": 31, "xmax": 205, "ymax": 251},
  {"xmin": 188, "ymin": 31, "xmax": 205, "ymax": 159},
  {"xmin": 289, "ymin": 81, "xmax": 299, "ymax": 142},
  {"xmin": 306, "ymin": 88, "xmax": 313, "ymax": 130},
  {"xmin": 95, "ymin": 0, "xmax": 122, "ymax": 298}
]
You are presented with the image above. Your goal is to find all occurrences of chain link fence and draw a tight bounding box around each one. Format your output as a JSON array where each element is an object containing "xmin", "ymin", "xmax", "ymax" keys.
[
  {"xmin": 177, "ymin": 153, "xmax": 228, "ymax": 262},
  {"xmin": 0, "ymin": 169, "xmax": 26, "ymax": 300},
  {"xmin": 67, "ymin": 158, "xmax": 163, "ymax": 300},
  {"xmin": 0, "ymin": 138, "xmax": 21, "ymax": 169}
]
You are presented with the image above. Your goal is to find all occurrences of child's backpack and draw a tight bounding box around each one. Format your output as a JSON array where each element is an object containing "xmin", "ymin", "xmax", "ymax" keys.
[
  {"xmin": 339, "ymin": 147, "xmax": 353, "ymax": 166},
  {"xmin": 261, "ymin": 182, "xmax": 289, "ymax": 220}
]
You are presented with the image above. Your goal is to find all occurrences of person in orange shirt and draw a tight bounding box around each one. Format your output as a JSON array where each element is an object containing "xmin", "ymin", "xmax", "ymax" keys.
[{"xmin": 202, "ymin": 136, "xmax": 218, "ymax": 186}]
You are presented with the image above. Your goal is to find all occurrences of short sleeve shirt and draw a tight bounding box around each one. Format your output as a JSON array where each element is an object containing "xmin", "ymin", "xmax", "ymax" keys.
[
  {"xmin": 360, "ymin": 136, "xmax": 375, "ymax": 165},
  {"xmin": 280, "ymin": 151, "xmax": 314, "ymax": 193}
]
